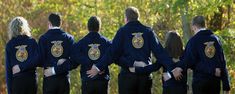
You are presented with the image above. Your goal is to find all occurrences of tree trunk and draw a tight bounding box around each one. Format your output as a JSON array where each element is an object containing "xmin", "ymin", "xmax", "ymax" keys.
[
  {"xmin": 180, "ymin": 0, "xmax": 192, "ymax": 42},
  {"xmin": 209, "ymin": 7, "xmax": 224, "ymax": 31}
]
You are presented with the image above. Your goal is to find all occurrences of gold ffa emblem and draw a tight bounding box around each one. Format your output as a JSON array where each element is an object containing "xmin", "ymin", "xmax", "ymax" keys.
[
  {"xmin": 15, "ymin": 45, "xmax": 28, "ymax": 62},
  {"xmin": 88, "ymin": 44, "xmax": 101, "ymax": 60},
  {"xmin": 204, "ymin": 41, "xmax": 216, "ymax": 58},
  {"xmin": 132, "ymin": 33, "xmax": 144, "ymax": 49},
  {"xmin": 51, "ymin": 41, "xmax": 63, "ymax": 57}
]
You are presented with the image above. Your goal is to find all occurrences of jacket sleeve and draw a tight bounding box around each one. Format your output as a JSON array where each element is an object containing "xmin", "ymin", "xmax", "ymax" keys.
[
  {"xmin": 116, "ymin": 56, "xmax": 135, "ymax": 69},
  {"xmin": 135, "ymin": 62, "xmax": 162, "ymax": 74},
  {"xmin": 148, "ymin": 30, "xmax": 173, "ymax": 71},
  {"xmin": 177, "ymin": 40, "xmax": 197, "ymax": 70},
  {"xmin": 18, "ymin": 39, "xmax": 40, "ymax": 71},
  {"xmin": 218, "ymin": 40, "xmax": 230, "ymax": 91},
  {"xmin": 95, "ymin": 29, "xmax": 124, "ymax": 71},
  {"xmin": 5, "ymin": 45, "xmax": 12, "ymax": 94},
  {"xmin": 69, "ymin": 41, "xmax": 91, "ymax": 70},
  {"xmin": 38, "ymin": 36, "xmax": 47, "ymax": 67},
  {"xmin": 54, "ymin": 36, "xmax": 75, "ymax": 74}
]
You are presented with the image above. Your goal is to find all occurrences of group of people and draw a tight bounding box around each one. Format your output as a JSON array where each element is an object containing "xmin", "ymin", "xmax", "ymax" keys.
[{"xmin": 5, "ymin": 6, "xmax": 230, "ymax": 94}]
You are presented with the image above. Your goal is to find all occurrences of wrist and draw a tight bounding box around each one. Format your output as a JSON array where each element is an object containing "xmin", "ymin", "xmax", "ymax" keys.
[
  {"xmin": 52, "ymin": 67, "xmax": 56, "ymax": 75},
  {"xmin": 94, "ymin": 65, "xmax": 100, "ymax": 72}
]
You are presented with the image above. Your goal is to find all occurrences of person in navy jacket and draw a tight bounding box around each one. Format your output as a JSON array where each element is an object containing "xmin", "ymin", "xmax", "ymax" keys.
[
  {"xmin": 132, "ymin": 31, "xmax": 187, "ymax": 94},
  {"xmin": 87, "ymin": 7, "xmax": 177, "ymax": 94},
  {"xmin": 175, "ymin": 16, "xmax": 230, "ymax": 94},
  {"xmin": 39, "ymin": 13, "xmax": 74, "ymax": 94},
  {"xmin": 5, "ymin": 17, "xmax": 39, "ymax": 94},
  {"xmin": 70, "ymin": 16, "xmax": 111, "ymax": 94}
]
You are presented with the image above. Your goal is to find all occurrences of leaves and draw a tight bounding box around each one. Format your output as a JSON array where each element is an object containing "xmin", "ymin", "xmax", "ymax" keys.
[{"xmin": 0, "ymin": 0, "xmax": 235, "ymax": 94}]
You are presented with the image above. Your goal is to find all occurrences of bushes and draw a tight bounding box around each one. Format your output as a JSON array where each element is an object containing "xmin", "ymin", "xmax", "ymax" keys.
[{"xmin": 0, "ymin": 0, "xmax": 234, "ymax": 94}]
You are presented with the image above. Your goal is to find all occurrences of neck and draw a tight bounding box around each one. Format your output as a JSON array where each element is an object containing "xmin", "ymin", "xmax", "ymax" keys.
[
  {"xmin": 89, "ymin": 31, "xmax": 99, "ymax": 33},
  {"xmin": 195, "ymin": 27, "xmax": 206, "ymax": 34},
  {"xmin": 49, "ymin": 26, "xmax": 60, "ymax": 30}
]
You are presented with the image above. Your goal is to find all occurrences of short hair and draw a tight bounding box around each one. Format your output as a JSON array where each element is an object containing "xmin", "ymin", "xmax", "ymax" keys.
[
  {"xmin": 125, "ymin": 6, "xmax": 140, "ymax": 21},
  {"xmin": 8, "ymin": 17, "xmax": 31, "ymax": 40},
  {"xmin": 192, "ymin": 16, "xmax": 206, "ymax": 28},
  {"xmin": 87, "ymin": 16, "xmax": 101, "ymax": 32},
  {"xmin": 49, "ymin": 13, "xmax": 61, "ymax": 27},
  {"xmin": 165, "ymin": 31, "xmax": 183, "ymax": 58}
]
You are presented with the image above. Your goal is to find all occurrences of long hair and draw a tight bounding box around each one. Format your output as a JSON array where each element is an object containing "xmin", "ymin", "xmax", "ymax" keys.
[
  {"xmin": 8, "ymin": 17, "xmax": 31, "ymax": 40},
  {"xmin": 165, "ymin": 31, "xmax": 184, "ymax": 58}
]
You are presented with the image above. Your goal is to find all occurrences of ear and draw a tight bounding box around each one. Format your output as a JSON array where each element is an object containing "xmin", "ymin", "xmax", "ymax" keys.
[
  {"xmin": 48, "ymin": 22, "xmax": 52, "ymax": 29},
  {"xmin": 124, "ymin": 17, "xmax": 128, "ymax": 24},
  {"xmin": 191, "ymin": 25, "xmax": 195, "ymax": 31}
]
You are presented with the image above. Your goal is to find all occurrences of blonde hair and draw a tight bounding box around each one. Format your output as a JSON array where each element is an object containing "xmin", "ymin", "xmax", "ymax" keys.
[{"xmin": 8, "ymin": 17, "xmax": 31, "ymax": 40}]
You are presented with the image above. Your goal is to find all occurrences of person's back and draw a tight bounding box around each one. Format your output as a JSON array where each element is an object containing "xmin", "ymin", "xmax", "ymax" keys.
[
  {"xmin": 189, "ymin": 29, "xmax": 222, "ymax": 78},
  {"xmin": 87, "ymin": 6, "xmax": 174, "ymax": 94},
  {"xmin": 39, "ymin": 13, "xmax": 74, "ymax": 94},
  {"xmin": 132, "ymin": 31, "xmax": 187, "ymax": 94},
  {"xmin": 39, "ymin": 28, "xmax": 74, "ymax": 73},
  {"xmin": 76, "ymin": 32, "xmax": 111, "ymax": 81},
  {"xmin": 5, "ymin": 17, "xmax": 39, "ymax": 94},
  {"xmin": 70, "ymin": 16, "xmax": 111, "ymax": 94},
  {"xmin": 177, "ymin": 16, "xmax": 230, "ymax": 94},
  {"xmin": 117, "ymin": 20, "xmax": 157, "ymax": 73},
  {"xmin": 162, "ymin": 31, "xmax": 187, "ymax": 94}
]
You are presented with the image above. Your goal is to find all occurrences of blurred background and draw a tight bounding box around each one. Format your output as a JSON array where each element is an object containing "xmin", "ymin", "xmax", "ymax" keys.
[{"xmin": 0, "ymin": 0, "xmax": 234, "ymax": 94}]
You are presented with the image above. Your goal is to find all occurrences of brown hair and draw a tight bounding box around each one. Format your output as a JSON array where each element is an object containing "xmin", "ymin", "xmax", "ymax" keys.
[
  {"xmin": 125, "ymin": 6, "xmax": 140, "ymax": 21},
  {"xmin": 192, "ymin": 16, "xmax": 206, "ymax": 28},
  {"xmin": 88, "ymin": 16, "xmax": 101, "ymax": 32},
  {"xmin": 165, "ymin": 31, "xmax": 183, "ymax": 58},
  {"xmin": 49, "ymin": 13, "xmax": 61, "ymax": 27}
]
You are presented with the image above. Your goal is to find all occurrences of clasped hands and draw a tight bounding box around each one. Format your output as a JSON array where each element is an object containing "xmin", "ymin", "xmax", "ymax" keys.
[
  {"xmin": 86, "ymin": 61, "xmax": 222, "ymax": 81},
  {"xmin": 11, "ymin": 59, "xmax": 65, "ymax": 76},
  {"xmin": 86, "ymin": 61, "xmax": 148, "ymax": 78},
  {"xmin": 43, "ymin": 59, "xmax": 66, "ymax": 77}
]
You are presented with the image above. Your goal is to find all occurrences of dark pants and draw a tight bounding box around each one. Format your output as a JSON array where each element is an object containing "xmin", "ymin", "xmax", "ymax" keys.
[
  {"xmin": 12, "ymin": 75, "xmax": 37, "ymax": 94},
  {"xmin": 192, "ymin": 78, "xmax": 220, "ymax": 94},
  {"xmin": 118, "ymin": 73, "xmax": 152, "ymax": 94},
  {"xmin": 43, "ymin": 75, "xmax": 70, "ymax": 94},
  {"xmin": 82, "ymin": 80, "xmax": 108, "ymax": 94},
  {"xmin": 163, "ymin": 85, "xmax": 187, "ymax": 94}
]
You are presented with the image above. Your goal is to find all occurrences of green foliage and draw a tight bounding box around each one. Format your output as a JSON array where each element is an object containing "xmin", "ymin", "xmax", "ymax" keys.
[{"xmin": 0, "ymin": 0, "xmax": 234, "ymax": 94}]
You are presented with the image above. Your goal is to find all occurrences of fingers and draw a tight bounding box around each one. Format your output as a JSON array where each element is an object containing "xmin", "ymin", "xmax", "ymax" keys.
[
  {"xmin": 129, "ymin": 67, "xmax": 135, "ymax": 72},
  {"xmin": 223, "ymin": 91, "xmax": 230, "ymax": 94},
  {"xmin": 99, "ymin": 71, "xmax": 105, "ymax": 75},
  {"xmin": 44, "ymin": 69, "xmax": 49, "ymax": 77},
  {"xmin": 44, "ymin": 68, "xmax": 53, "ymax": 77},
  {"xmin": 86, "ymin": 69, "xmax": 98, "ymax": 78},
  {"xmin": 12, "ymin": 65, "xmax": 20, "ymax": 75},
  {"xmin": 134, "ymin": 61, "xmax": 147, "ymax": 67},
  {"xmin": 175, "ymin": 74, "xmax": 183, "ymax": 80},
  {"xmin": 57, "ymin": 58, "xmax": 66, "ymax": 65},
  {"xmin": 215, "ymin": 68, "xmax": 221, "ymax": 77},
  {"xmin": 172, "ymin": 67, "xmax": 183, "ymax": 80}
]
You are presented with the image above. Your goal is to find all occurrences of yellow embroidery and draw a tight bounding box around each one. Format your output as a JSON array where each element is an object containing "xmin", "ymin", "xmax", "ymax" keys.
[
  {"xmin": 15, "ymin": 45, "xmax": 28, "ymax": 62},
  {"xmin": 204, "ymin": 41, "xmax": 216, "ymax": 58},
  {"xmin": 51, "ymin": 41, "xmax": 63, "ymax": 57},
  {"xmin": 132, "ymin": 33, "xmax": 144, "ymax": 49},
  {"xmin": 88, "ymin": 44, "xmax": 101, "ymax": 60}
]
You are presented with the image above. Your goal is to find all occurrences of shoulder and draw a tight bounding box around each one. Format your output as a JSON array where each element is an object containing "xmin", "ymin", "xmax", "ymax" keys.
[
  {"xmin": 143, "ymin": 25, "xmax": 152, "ymax": 31},
  {"xmin": 27, "ymin": 37, "xmax": 37, "ymax": 42},
  {"xmin": 117, "ymin": 26, "xmax": 125, "ymax": 33},
  {"xmin": 25, "ymin": 37, "xmax": 38, "ymax": 46},
  {"xmin": 100, "ymin": 35, "xmax": 111, "ymax": 45},
  {"xmin": 6, "ymin": 40, "xmax": 14, "ymax": 51},
  {"xmin": 39, "ymin": 32, "xmax": 48, "ymax": 41},
  {"xmin": 61, "ymin": 30, "xmax": 74, "ymax": 40}
]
